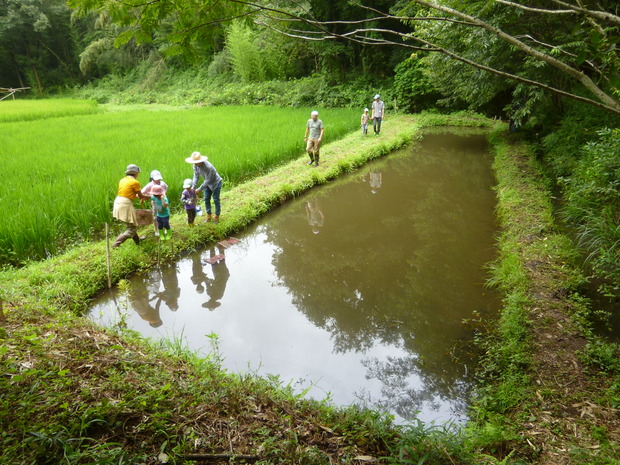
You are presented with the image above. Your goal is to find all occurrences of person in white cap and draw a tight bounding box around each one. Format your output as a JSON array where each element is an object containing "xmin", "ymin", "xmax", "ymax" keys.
[
  {"xmin": 181, "ymin": 178, "xmax": 198, "ymax": 227},
  {"xmin": 112, "ymin": 164, "xmax": 150, "ymax": 248},
  {"xmin": 371, "ymin": 94, "xmax": 385, "ymax": 135},
  {"xmin": 186, "ymin": 151, "xmax": 223, "ymax": 223},
  {"xmin": 304, "ymin": 110, "xmax": 324, "ymax": 166},
  {"xmin": 141, "ymin": 169, "xmax": 168, "ymax": 236}
]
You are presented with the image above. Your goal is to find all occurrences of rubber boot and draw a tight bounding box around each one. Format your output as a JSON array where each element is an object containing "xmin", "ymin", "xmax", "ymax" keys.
[
  {"xmin": 167, "ymin": 230, "xmax": 172, "ymax": 240},
  {"xmin": 307, "ymin": 154, "xmax": 314, "ymax": 165},
  {"xmin": 314, "ymin": 155, "xmax": 319, "ymax": 166},
  {"xmin": 132, "ymin": 234, "xmax": 140, "ymax": 245},
  {"xmin": 213, "ymin": 215, "xmax": 220, "ymax": 224},
  {"xmin": 112, "ymin": 234, "xmax": 128, "ymax": 248}
]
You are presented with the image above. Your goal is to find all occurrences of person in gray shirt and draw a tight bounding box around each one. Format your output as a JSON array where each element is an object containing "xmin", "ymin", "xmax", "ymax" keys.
[
  {"xmin": 304, "ymin": 110, "xmax": 324, "ymax": 166},
  {"xmin": 371, "ymin": 94, "xmax": 385, "ymax": 135},
  {"xmin": 186, "ymin": 151, "xmax": 223, "ymax": 223}
]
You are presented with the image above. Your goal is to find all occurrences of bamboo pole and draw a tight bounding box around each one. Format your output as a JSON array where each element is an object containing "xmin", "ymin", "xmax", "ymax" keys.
[{"xmin": 105, "ymin": 223, "xmax": 112, "ymax": 288}]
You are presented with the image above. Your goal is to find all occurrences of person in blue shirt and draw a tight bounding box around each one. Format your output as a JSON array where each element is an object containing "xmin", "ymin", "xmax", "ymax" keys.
[{"xmin": 186, "ymin": 151, "xmax": 223, "ymax": 224}]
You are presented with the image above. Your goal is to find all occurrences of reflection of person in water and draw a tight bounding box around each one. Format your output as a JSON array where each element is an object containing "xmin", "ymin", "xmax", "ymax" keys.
[
  {"xmin": 129, "ymin": 278, "xmax": 163, "ymax": 328},
  {"xmin": 306, "ymin": 198, "xmax": 324, "ymax": 235},
  {"xmin": 155, "ymin": 264, "xmax": 180, "ymax": 312},
  {"xmin": 191, "ymin": 254, "xmax": 209, "ymax": 293},
  {"xmin": 203, "ymin": 247, "xmax": 230, "ymax": 310},
  {"xmin": 369, "ymin": 169, "xmax": 382, "ymax": 194}
]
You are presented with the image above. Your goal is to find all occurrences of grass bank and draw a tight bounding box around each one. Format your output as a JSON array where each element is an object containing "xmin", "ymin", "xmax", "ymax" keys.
[{"xmin": 467, "ymin": 127, "xmax": 620, "ymax": 464}]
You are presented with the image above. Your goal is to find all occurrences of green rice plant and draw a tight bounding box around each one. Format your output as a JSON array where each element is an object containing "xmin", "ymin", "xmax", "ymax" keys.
[
  {"xmin": 0, "ymin": 103, "xmax": 358, "ymax": 264},
  {"xmin": 0, "ymin": 99, "xmax": 100, "ymax": 123}
]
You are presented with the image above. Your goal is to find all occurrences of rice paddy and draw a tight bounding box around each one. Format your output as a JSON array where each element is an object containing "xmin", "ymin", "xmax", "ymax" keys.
[
  {"xmin": 0, "ymin": 101, "xmax": 358, "ymax": 264},
  {"xmin": 0, "ymin": 98, "xmax": 100, "ymax": 123}
]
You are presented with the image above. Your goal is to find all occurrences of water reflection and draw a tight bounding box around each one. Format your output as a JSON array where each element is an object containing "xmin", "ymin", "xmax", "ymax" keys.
[
  {"xmin": 155, "ymin": 264, "xmax": 180, "ymax": 312},
  {"xmin": 89, "ymin": 131, "xmax": 498, "ymax": 424},
  {"xmin": 130, "ymin": 275, "xmax": 163, "ymax": 328},
  {"xmin": 306, "ymin": 198, "xmax": 325, "ymax": 234},
  {"xmin": 202, "ymin": 246, "xmax": 230, "ymax": 310}
]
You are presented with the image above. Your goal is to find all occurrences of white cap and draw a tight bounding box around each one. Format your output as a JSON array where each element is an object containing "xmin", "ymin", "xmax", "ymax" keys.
[
  {"xmin": 183, "ymin": 178, "xmax": 192, "ymax": 189},
  {"xmin": 374, "ymin": 94, "xmax": 380, "ymax": 99},
  {"xmin": 311, "ymin": 111, "xmax": 319, "ymax": 116},
  {"xmin": 150, "ymin": 170, "xmax": 163, "ymax": 181},
  {"xmin": 364, "ymin": 108, "xmax": 369, "ymax": 111}
]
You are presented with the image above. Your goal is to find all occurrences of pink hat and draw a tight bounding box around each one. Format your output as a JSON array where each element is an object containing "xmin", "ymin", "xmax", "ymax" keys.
[{"xmin": 151, "ymin": 185, "xmax": 164, "ymax": 195}]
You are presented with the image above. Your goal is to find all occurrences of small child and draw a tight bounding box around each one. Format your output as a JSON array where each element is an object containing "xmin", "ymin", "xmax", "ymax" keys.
[
  {"xmin": 361, "ymin": 108, "xmax": 370, "ymax": 135},
  {"xmin": 181, "ymin": 178, "xmax": 198, "ymax": 227},
  {"xmin": 142, "ymin": 170, "xmax": 168, "ymax": 236},
  {"xmin": 151, "ymin": 185, "xmax": 172, "ymax": 240}
]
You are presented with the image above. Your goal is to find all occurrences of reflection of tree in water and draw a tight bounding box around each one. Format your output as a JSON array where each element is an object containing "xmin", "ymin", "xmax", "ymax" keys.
[
  {"xmin": 357, "ymin": 354, "xmax": 471, "ymax": 421},
  {"xmin": 265, "ymin": 134, "xmax": 498, "ymax": 415}
]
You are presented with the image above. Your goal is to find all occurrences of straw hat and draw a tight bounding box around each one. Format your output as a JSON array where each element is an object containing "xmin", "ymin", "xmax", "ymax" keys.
[
  {"xmin": 185, "ymin": 151, "xmax": 208, "ymax": 164},
  {"xmin": 151, "ymin": 185, "xmax": 164, "ymax": 195},
  {"xmin": 125, "ymin": 164, "xmax": 141, "ymax": 175}
]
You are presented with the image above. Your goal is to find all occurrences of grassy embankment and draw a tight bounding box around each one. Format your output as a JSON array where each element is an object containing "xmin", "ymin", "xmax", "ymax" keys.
[
  {"xmin": 468, "ymin": 128, "xmax": 620, "ymax": 464},
  {"xmin": 2, "ymin": 112, "xmax": 499, "ymax": 465}
]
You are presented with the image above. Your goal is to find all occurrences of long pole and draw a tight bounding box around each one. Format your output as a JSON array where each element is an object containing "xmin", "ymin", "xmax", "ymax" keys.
[{"xmin": 105, "ymin": 223, "xmax": 112, "ymax": 288}]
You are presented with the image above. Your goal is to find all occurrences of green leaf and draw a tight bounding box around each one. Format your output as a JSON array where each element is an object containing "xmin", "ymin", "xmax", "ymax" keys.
[{"xmin": 114, "ymin": 29, "xmax": 134, "ymax": 47}]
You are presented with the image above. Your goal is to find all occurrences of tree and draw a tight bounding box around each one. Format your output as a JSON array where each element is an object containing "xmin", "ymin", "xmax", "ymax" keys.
[
  {"xmin": 0, "ymin": 0, "xmax": 80, "ymax": 92},
  {"xmin": 65, "ymin": 1, "xmax": 619, "ymax": 114}
]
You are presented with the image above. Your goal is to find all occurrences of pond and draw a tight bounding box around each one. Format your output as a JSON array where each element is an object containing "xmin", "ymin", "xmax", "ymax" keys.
[{"xmin": 89, "ymin": 130, "xmax": 500, "ymax": 424}]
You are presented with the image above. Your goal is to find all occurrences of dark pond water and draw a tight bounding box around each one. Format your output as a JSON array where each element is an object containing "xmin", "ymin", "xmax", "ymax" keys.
[{"xmin": 89, "ymin": 130, "xmax": 500, "ymax": 424}]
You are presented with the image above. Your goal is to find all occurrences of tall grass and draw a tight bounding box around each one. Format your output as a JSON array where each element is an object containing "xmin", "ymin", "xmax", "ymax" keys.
[
  {"xmin": 1, "ymin": 103, "xmax": 358, "ymax": 264},
  {"xmin": 0, "ymin": 99, "xmax": 100, "ymax": 123}
]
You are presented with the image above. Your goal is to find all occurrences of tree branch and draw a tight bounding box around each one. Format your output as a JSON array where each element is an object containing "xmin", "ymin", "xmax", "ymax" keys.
[
  {"xmin": 255, "ymin": 8, "xmax": 619, "ymax": 114},
  {"xmin": 494, "ymin": 0, "xmax": 576, "ymax": 15},
  {"xmin": 550, "ymin": 0, "xmax": 620, "ymax": 26},
  {"xmin": 515, "ymin": 34, "xmax": 603, "ymax": 75},
  {"xmin": 407, "ymin": 0, "xmax": 620, "ymax": 112}
]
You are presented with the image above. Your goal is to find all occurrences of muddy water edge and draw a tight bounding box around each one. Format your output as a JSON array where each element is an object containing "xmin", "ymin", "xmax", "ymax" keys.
[{"xmin": 89, "ymin": 129, "xmax": 500, "ymax": 424}]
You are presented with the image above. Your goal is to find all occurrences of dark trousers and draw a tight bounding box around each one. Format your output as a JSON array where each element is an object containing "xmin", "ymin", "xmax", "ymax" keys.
[
  {"xmin": 373, "ymin": 117, "xmax": 382, "ymax": 134},
  {"xmin": 186, "ymin": 208, "xmax": 197, "ymax": 224},
  {"xmin": 157, "ymin": 216, "xmax": 170, "ymax": 230}
]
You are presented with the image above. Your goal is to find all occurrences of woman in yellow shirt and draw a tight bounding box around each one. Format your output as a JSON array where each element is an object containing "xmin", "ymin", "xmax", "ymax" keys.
[{"xmin": 112, "ymin": 164, "xmax": 149, "ymax": 248}]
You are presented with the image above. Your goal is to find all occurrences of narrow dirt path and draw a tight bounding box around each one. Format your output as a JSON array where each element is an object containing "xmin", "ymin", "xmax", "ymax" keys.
[{"xmin": 508, "ymin": 146, "xmax": 620, "ymax": 464}]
